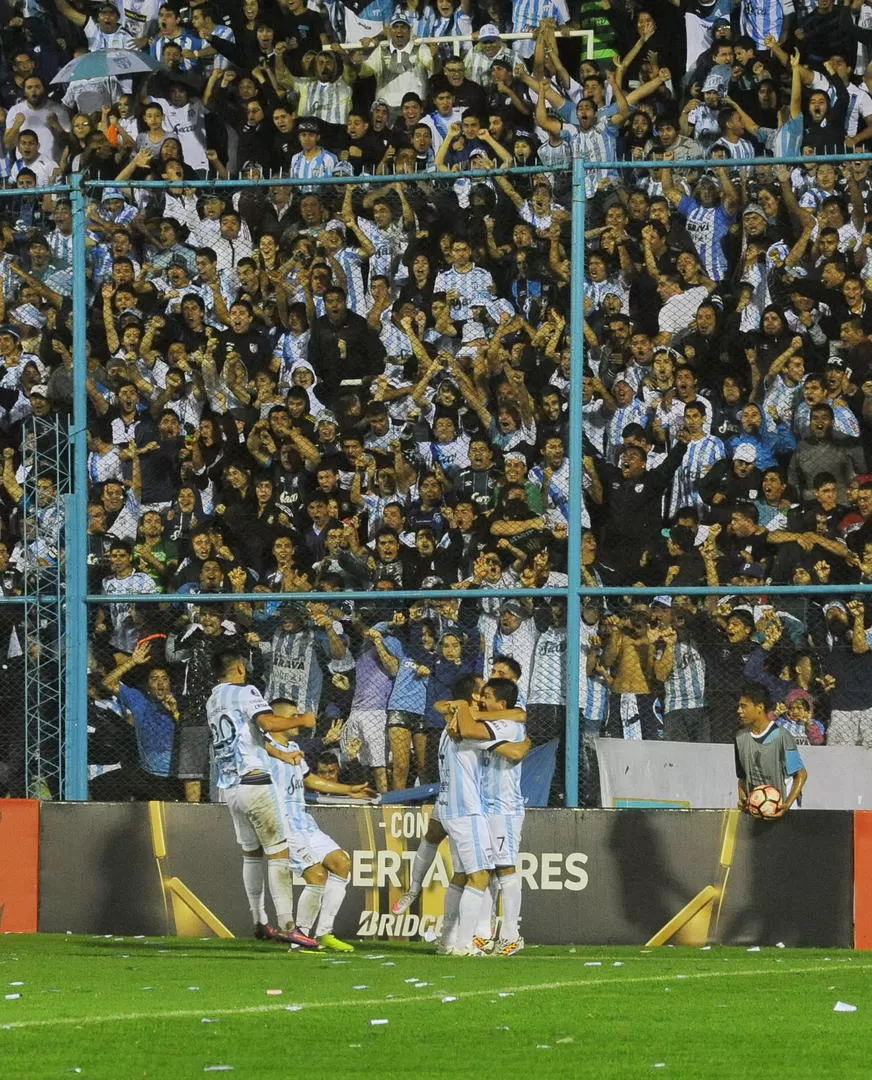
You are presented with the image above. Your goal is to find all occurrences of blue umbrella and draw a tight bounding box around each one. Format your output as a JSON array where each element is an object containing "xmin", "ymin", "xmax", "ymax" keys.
[{"xmin": 50, "ymin": 49, "xmax": 161, "ymax": 85}]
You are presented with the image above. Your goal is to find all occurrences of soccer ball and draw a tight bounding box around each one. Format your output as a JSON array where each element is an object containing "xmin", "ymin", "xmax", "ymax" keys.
[{"xmin": 747, "ymin": 784, "xmax": 783, "ymax": 819}]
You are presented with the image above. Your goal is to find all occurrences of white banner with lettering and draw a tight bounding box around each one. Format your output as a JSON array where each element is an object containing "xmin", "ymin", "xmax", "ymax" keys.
[{"xmin": 596, "ymin": 739, "xmax": 872, "ymax": 811}]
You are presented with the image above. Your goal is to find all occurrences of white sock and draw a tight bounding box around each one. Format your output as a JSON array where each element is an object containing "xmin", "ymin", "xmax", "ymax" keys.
[
  {"xmin": 441, "ymin": 883, "xmax": 463, "ymax": 950},
  {"xmin": 295, "ymin": 884, "xmax": 324, "ymax": 936},
  {"xmin": 315, "ymin": 873, "xmax": 348, "ymax": 938},
  {"xmin": 457, "ymin": 886, "xmax": 486, "ymax": 952},
  {"xmin": 242, "ymin": 856, "xmax": 268, "ymax": 925},
  {"xmin": 500, "ymin": 872, "xmax": 522, "ymax": 941},
  {"xmin": 409, "ymin": 839, "xmax": 439, "ymax": 894},
  {"xmin": 266, "ymin": 858, "xmax": 295, "ymax": 931},
  {"xmin": 474, "ymin": 877, "xmax": 497, "ymax": 939}
]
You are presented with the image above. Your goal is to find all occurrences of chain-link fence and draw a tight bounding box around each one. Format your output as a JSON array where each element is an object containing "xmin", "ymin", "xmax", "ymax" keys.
[{"xmin": 8, "ymin": 147, "xmax": 872, "ymax": 808}]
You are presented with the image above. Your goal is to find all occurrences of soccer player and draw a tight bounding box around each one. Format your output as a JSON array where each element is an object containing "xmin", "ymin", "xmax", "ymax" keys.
[
  {"xmin": 450, "ymin": 679, "xmax": 528, "ymax": 956},
  {"xmin": 735, "ymin": 684, "xmax": 808, "ymax": 817},
  {"xmin": 205, "ymin": 649, "xmax": 318, "ymax": 948},
  {"xmin": 266, "ymin": 707, "xmax": 374, "ymax": 952},
  {"xmin": 434, "ymin": 675, "xmax": 530, "ymax": 956},
  {"xmin": 392, "ymin": 666, "xmax": 525, "ymax": 920}
]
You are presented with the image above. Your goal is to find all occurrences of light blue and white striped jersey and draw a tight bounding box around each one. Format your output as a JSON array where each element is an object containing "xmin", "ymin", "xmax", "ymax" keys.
[
  {"xmin": 333, "ymin": 246, "xmax": 366, "ymax": 314},
  {"xmin": 571, "ymin": 117, "xmax": 616, "ymax": 197},
  {"xmin": 668, "ymin": 434, "xmax": 724, "ymax": 519},
  {"xmin": 433, "ymin": 264, "xmax": 495, "ymax": 321},
  {"xmin": 267, "ymin": 740, "xmax": 319, "ymax": 833},
  {"xmin": 661, "ymin": 640, "xmax": 706, "ymax": 712},
  {"xmin": 761, "ymin": 114, "xmax": 803, "ymax": 158},
  {"xmin": 392, "ymin": 2, "xmax": 436, "ymax": 37},
  {"xmin": 289, "ymin": 148, "xmax": 338, "ymax": 193},
  {"xmin": 480, "ymin": 718, "xmax": 526, "ymax": 815},
  {"xmin": 740, "ymin": 0, "xmax": 794, "ymax": 48},
  {"xmin": 676, "ymin": 195, "xmax": 735, "ymax": 282},
  {"xmin": 150, "ymin": 30, "xmax": 198, "ymax": 68},
  {"xmin": 604, "ymin": 400, "xmax": 649, "ymax": 464},
  {"xmin": 206, "ymin": 681, "xmax": 273, "ymax": 789},
  {"xmin": 206, "ymin": 24, "xmax": 236, "ymax": 71},
  {"xmin": 528, "ymin": 627, "xmax": 566, "ymax": 706},
  {"xmin": 710, "ymin": 136, "xmax": 757, "ymax": 160},
  {"xmin": 792, "ymin": 398, "xmax": 859, "ymax": 440},
  {"xmin": 436, "ymin": 727, "xmax": 487, "ymax": 819},
  {"xmin": 579, "ymin": 621, "xmax": 609, "ymax": 721},
  {"xmin": 296, "ymin": 78, "xmax": 353, "ymax": 127},
  {"xmin": 512, "ymin": 0, "xmax": 569, "ymax": 57}
]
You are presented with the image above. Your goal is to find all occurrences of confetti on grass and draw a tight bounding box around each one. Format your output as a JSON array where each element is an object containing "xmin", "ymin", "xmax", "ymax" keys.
[
  {"xmin": 370, "ymin": 1019, "xmax": 389, "ymax": 1026},
  {"xmin": 834, "ymin": 1002, "xmax": 858, "ymax": 1012}
]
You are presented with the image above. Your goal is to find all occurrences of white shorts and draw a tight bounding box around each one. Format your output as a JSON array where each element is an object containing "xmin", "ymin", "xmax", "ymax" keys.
[
  {"xmin": 487, "ymin": 812, "xmax": 524, "ymax": 868},
  {"xmin": 225, "ymin": 782, "xmax": 286, "ymax": 855},
  {"xmin": 343, "ymin": 708, "xmax": 388, "ymax": 768},
  {"xmin": 444, "ymin": 814, "xmax": 494, "ymax": 875},
  {"xmin": 289, "ymin": 823, "xmax": 341, "ymax": 875}
]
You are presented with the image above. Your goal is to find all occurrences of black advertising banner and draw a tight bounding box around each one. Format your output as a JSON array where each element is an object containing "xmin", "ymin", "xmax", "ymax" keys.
[{"xmin": 38, "ymin": 804, "xmax": 854, "ymax": 947}]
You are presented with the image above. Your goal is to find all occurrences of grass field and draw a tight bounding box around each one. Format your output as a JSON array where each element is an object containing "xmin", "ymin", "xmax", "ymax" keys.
[{"xmin": 1, "ymin": 937, "xmax": 870, "ymax": 1079}]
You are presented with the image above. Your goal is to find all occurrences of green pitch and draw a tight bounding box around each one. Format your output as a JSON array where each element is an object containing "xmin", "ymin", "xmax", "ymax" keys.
[{"xmin": 1, "ymin": 937, "xmax": 870, "ymax": 1078}]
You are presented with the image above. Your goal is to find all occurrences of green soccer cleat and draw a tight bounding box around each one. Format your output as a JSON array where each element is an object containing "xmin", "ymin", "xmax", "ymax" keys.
[{"xmin": 318, "ymin": 933, "xmax": 355, "ymax": 953}]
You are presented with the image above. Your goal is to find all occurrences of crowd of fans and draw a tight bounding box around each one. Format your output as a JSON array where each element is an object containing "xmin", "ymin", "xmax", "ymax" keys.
[{"xmin": 3, "ymin": 0, "xmax": 872, "ymax": 801}]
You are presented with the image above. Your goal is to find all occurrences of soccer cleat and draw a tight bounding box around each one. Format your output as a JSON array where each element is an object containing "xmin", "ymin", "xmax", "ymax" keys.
[
  {"xmin": 434, "ymin": 940, "xmax": 453, "ymax": 956},
  {"xmin": 448, "ymin": 945, "xmax": 487, "ymax": 957},
  {"xmin": 391, "ymin": 889, "xmax": 418, "ymax": 915},
  {"xmin": 285, "ymin": 927, "xmax": 320, "ymax": 949},
  {"xmin": 472, "ymin": 935, "xmax": 495, "ymax": 954},
  {"xmin": 254, "ymin": 923, "xmax": 300, "ymax": 944},
  {"xmin": 318, "ymin": 933, "xmax": 355, "ymax": 953},
  {"xmin": 497, "ymin": 936, "xmax": 525, "ymax": 957}
]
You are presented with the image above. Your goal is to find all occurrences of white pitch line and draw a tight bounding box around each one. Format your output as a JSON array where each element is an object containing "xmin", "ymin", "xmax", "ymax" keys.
[{"xmin": 2, "ymin": 962, "xmax": 869, "ymax": 1032}]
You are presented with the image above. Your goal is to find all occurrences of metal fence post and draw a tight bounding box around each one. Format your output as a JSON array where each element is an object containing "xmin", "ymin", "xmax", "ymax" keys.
[
  {"xmin": 564, "ymin": 153, "xmax": 586, "ymax": 809},
  {"xmin": 64, "ymin": 172, "xmax": 90, "ymax": 800}
]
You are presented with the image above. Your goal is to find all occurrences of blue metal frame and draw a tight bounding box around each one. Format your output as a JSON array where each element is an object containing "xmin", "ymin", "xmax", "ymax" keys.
[{"xmin": 65, "ymin": 173, "xmax": 90, "ymax": 800}]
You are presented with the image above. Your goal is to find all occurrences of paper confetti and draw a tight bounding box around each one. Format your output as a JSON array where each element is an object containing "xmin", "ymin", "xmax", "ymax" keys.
[
  {"xmin": 613, "ymin": 962, "xmax": 625, "ymax": 967},
  {"xmin": 284, "ymin": 1005, "xmax": 303, "ymax": 1012},
  {"xmin": 775, "ymin": 942, "xmax": 785, "ymax": 948},
  {"xmin": 348, "ymin": 1044, "xmax": 362, "ymax": 1048},
  {"xmin": 366, "ymin": 955, "xmax": 385, "ymax": 960},
  {"xmin": 747, "ymin": 946, "xmax": 760, "ymax": 953},
  {"xmin": 584, "ymin": 962, "xmax": 601, "ymax": 967},
  {"xmin": 201, "ymin": 1019, "xmax": 219, "ymax": 1024},
  {"xmin": 498, "ymin": 992, "xmax": 515, "ymax": 998},
  {"xmin": 4, "ymin": 994, "xmax": 20, "ymax": 1000},
  {"xmin": 556, "ymin": 1037, "xmax": 575, "ymax": 1045},
  {"xmin": 700, "ymin": 946, "xmax": 711, "ymax": 951},
  {"xmin": 834, "ymin": 1002, "xmax": 858, "ymax": 1012},
  {"xmin": 442, "ymin": 995, "xmax": 458, "ymax": 1003},
  {"xmin": 414, "ymin": 982, "xmax": 430, "ymax": 988},
  {"xmin": 353, "ymin": 986, "xmax": 368, "ymax": 991},
  {"xmin": 266, "ymin": 990, "xmax": 283, "ymax": 996},
  {"xmin": 654, "ymin": 1064, "xmax": 667, "ymax": 1069},
  {"xmin": 188, "ymin": 986, "xmax": 200, "ymax": 992},
  {"xmin": 569, "ymin": 948, "xmax": 576, "ymax": 954},
  {"xmin": 404, "ymin": 978, "xmax": 419, "ymax": 983},
  {"xmin": 422, "ymin": 929, "xmax": 437, "ymax": 942},
  {"xmin": 370, "ymin": 1019, "xmax": 389, "ymax": 1026},
  {"xmin": 381, "ymin": 962, "xmax": 395, "ymax": 967},
  {"xmin": 496, "ymin": 1026, "xmax": 510, "ymax": 1031},
  {"xmin": 203, "ymin": 1067, "xmax": 234, "ymax": 1072},
  {"xmin": 536, "ymin": 1044, "xmax": 552, "ymax": 1049},
  {"xmin": 9, "ymin": 983, "xmax": 23, "ymax": 987}
]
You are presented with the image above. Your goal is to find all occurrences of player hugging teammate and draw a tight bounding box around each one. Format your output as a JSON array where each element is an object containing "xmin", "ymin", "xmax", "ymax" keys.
[
  {"xmin": 207, "ymin": 649, "xmax": 373, "ymax": 953},
  {"xmin": 395, "ymin": 675, "xmax": 532, "ymax": 957}
]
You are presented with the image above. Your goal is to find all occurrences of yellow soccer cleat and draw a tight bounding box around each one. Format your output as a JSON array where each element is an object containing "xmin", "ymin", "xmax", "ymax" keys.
[{"xmin": 318, "ymin": 933, "xmax": 355, "ymax": 953}]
